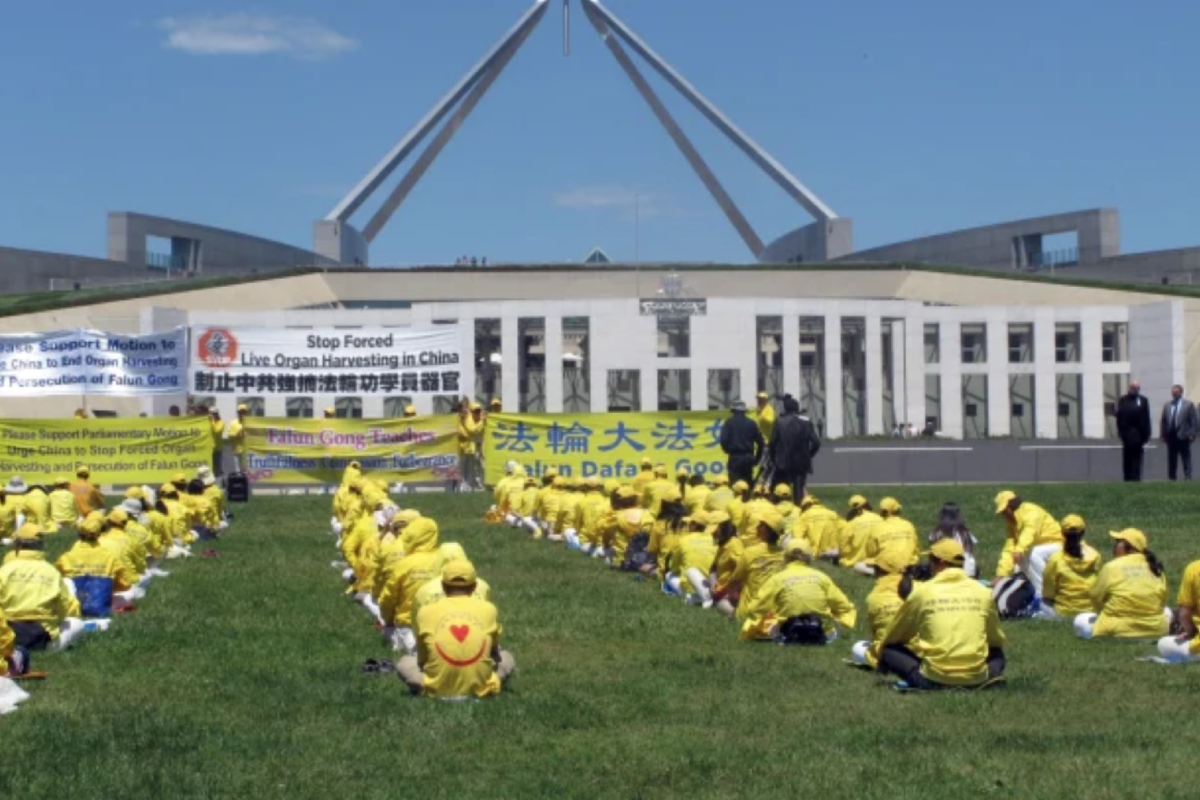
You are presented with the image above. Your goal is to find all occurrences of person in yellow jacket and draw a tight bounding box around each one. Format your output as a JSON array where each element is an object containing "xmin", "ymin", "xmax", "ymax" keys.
[
  {"xmin": 198, "ymin": 467, "xmax": 226, "ymax": 525},
  {"xmin": 512, "ymin": 476, "xmax": 540, "ymax": 532},
  {"xmin": 667, "ymin": 513, "xmax": 719, "ymax": 606},
  {"xmin": 754, "ymin": 391, "xmax": 777, "ymax": 445},
  {"xmin": 70, "ymin": 465, "xmax": 106, "ymax": 517},
  {"xmin": 118, "ymin": 495, "xmax": 165, "ymax": 575},
  {"xmin": 1036, "ymin": 514, "xmax": 1102, "ymax": 621},
  {"xmin": 0, "ymin": 486, "xmax": 20, "ymax": 542},
  {"xmin": 709, "ymin": 511, "xmax": 742, "ymax": 617},
  {"xmin": 210, "ymin": 408, "xmax": 227, "ymax": 477},
  {"xmin": 771, "ymin": 484, "xmax": 800, "ymax": 533},
  {"xmin": 372, "ymin": 509, "xmax": 423, "ymax": 601},
  {"xmin": 0, "ymin": 525, "xmax": 86, "ymax": 651},
  {"xmin": 399, "ymin": 560, "xmax": 515, "ymax": 699},
  {"xmin": 531, "ymin": 474, "xmax": 566, "ymax": 541},
  {"xmin": 3, "ymin": 478, "xmax": 29, "ymax": 529},
  {"xmin": 598, "ymin": 486, "xmax": 653, "ymax": 567},
  {"xmin": 0, "ymin": 605, "xmax": 16, "ymax": 678},
  {"xmin": 491, "ymin": 461, "xmax": 523, "ymax": 521},
  {"xmin": 841, "ymin": 495, "xmax": 882, "ymax": 570},
  {"xmin": 733, "ymin": 506, "xmax": 787, "ymax": 622},
  {"xmin": 684, "ymin": 473, "xmax": 711, "ymax": 516},
  {"xmin": 342, "ymin": 499, "xmax": 385, "ymax": 593},
  {"xmin": 101, "ymin": 508, "xmax": 148, "ymax": 581},
  {"xmin": 456, "ymin": 403, "xmax": 484, "ymax": 492},
  {"xmin": 742, "ymin": 537, "xmax": 856, "ymax": 643},
  {"xmin": 631, "ymin": 458, "xmax": 655, "ymax": 497},
  {"xmin": 558, "ymin": 478, "xmax": 586, "ymax": 547},
  {"xmin": 227, "ymin": 404, "xmax": 249, "ymax": 473},
  {"xmin": 158, "ymin": 483, "xmax": 194, "ymax": 545},
  {"xmin": 577, "ymin": 477, "xmax": 611, "ymax": 557},
  {"xmin": 850, "ymin": 548, "xmax": 914, "ymax": 667},
  {"xmin": 645, "ymin": 487, "xmax": 687, "ymax": 581},
  {"xmin": 792, "ymin": 494, "xmax": 843, "ymax": 560},
  {"xmin": 641, "ymin": 465, "xmax": 674, "ymax": 515},
  {"xmin": 412, "ymin": 543, "xmax": 493, "ymax": 624},
  {"xmin": 378, "ymin": 517, "xmax": 441, "ymax": 654},
  {"xmin": 1074, "ymin": 528, "xmax": 1170, "ymax": 640},
  {"xmin": 863, "ymin": 498, "xmax": 920, "ymax": 574},
  {"xmin": 878, "ymin": 539, "xmax": 1008, "ymax": 689},
  {"xmin": 144, "ymin": 487, "xmax": 177, "ymax": 557},
  {"xmin": 736, "ymin": 490, "xmax": 775, "ymax": 545},
  {"xmin": 56, "ymin": 512, "xmax": 141, "ymax": 611},
  {"xmin": 1156, "ymin": 559, "xmax": 1200, "ymax": 662},
  {"xmin": 993, "ymin": 490, "xmax": 1063, "ymax": 596},
  {"xmin": 48, "ymin": 476, "xmax": 77, "ymax": 528},
  {"xmin": 21, "ymin": 484, "xmax": 55, "ymax": 535}
]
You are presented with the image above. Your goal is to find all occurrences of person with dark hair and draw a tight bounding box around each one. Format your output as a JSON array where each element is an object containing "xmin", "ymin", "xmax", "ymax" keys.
[
  {"xmin": 1074, "ymin": 528, "xmax": 1170, "ymax": 640},
  {"xmin": 1114, "ymin": 380, "xmax": 1152, "ymax": 481},
  {"xmin": 1035, "ymin": 514, "xmax": 1102, "ymax": 621},
  {"xmin": 733, "ymin": 507, "xmax": 787, "ymax": 627},
  {"xmin": 646, "ymin": 488, "xmax": 688, "ymax": 581},
  {"xmin": 683, "ymin": 472, "xmax": 710, "ymax": 516},
  {"xmin": 929, "ymin": 502, "xmax": 978, "ymax": 578},
  {"xmin": 667, "ymin": 513, "xmax": 718, "ymax": 606},
  {"xmin": 767, "ymin": 394, "xmax": 820, "ymax": 500},
  {"xmin": 719, "ymin": 402, "xmax": 763, "ymax": 486},
  {"xmin": 709, "ymin": 511, "xmax": 742, "ymax": 618},
  {"xmin": 877, "ymin": 539, "xmax": 1007, "ymax": 689}
]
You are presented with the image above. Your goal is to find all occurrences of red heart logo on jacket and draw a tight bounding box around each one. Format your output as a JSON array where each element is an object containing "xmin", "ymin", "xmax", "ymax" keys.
[{"xmin": 449, "ymin": 624, "xmax": 470, "ymax": 643}]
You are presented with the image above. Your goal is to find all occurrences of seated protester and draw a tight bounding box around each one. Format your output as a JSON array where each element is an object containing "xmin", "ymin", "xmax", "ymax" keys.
[
  {"xmin": 0, "ymin": 604, "xmax": 25, "ymax": 678},
  {"xmin": 598, "ymin": 487, "xmax": 653, "ymax": 568},
  {"xmin": 528, "ymin": 471, "xmax": 562, "ymax": 540},
  {"xmin": 0, "ymin": 487, "xmax": 18, "ymax": 542},
  {"xmin": 197, "ymin": 467, "xmax": 226, "ymax": 525},
  {"xmin": 1157, "ymin": 559, "xmax": 1200, "ymax": 663},
  {"xmin": 70, "ymin": 466, "xmax": 106, "ymax": 517},
  {"xmin": 351, "ymin": 504, "xmax": 397, "ymax": 621},
  {"xmin": 683, "ymin": 472, "xmax": 710, "ymax": 517},
  {"xmin": 743, "ymin": 537, "xmax": 857, "ymax": 643},
  {"xmin": 725, "ymin": 481, "xmax": 750, "ymax": 538},
  {"xmin": 877, "ymin": 539, "xmax": 1007, "ymax": 689},
  {"xmin": 993, "ymin": 490, "xmax": 1063, "ymax": 596},
  {"xmin": 645, "ymin": 489, "xmax": 687, "ymax": 582},
  {"xmin": 4, "ymin": 477, "xmax": 29, "ymax": 529},
  {"xmin": 341, "ymin": 496, "xmax": 384, "ymax": 589},
  {"xmin": 575, "ymin": 477, "xmax": 609, "ymax": 556},
  {"xmin": 735, "ymin": 487, "xmax": 773, "ymax": 545},
  {"xmin": 55, "ymin": 512, "xmax": 140, "ymax": 613},
  {"xmin": 496, "ymin": 462, "xmax": 526, "ymax": 524},
  {"xmin": 99, "ymin": 509, "xmax": 148, "ymax": 585},
  {"xmin": 771, "ymin": 484, "xmax": 800, "ymax": 534},
  {"xmin": 861, "ymin": 498, "xmax": 920, "ymax": 576},
  {"xmin": 372, "ymin": 510, "xmax": 423, "ymax": 600},
  {"xmin": 0, "ymin": 524, "xmax": 90, "ymax": 652},
  {"xmin": 733, "ymin": 507, "xmax": 787, "ymax": 623},
  {"xmin": 840, "ymin": 495, "xmax": 883, "ymax": 570},
  {"xmin": 48, "ymin": 476, "xmax": 77, "ymax": 528},
  {"xmin": 118, "ymin": 495, "xmax": 162, "ymax": 576},
  {"xmin": 21, "ymin": 483, "xmax": 54, "ymax": 535},
  {"xmin": 792, "ymin": 494, "xmax": 843, "ymax": 561},
  {"xmin": 702, "ymin": 475, "xmax": 734, "ymax": 513},
  {"xmin": 666, "ymin": 513, "xmax": 719, "ymax": 606},
  {"xmin": 851, "ymin": 549, "xmax": 914, "ymax": 667},
  {"xmin": 378, "ymin": 518, "xmax": 441, "ymax": 655},
  {"xmin": 184, "ymin": 479, "xmax": 220, "ymax": 538},
  {"xmin": 1074, "ymin": 528, "xmax": 1170, "ymax": 640},
  {"xmin": 1035, "ymin": 514, "xmax": 1101, "ymax": 621},
  {"xmin": 147, "ymin": 487, "xmax": 185, "ymax": 556},
  {"xmin": 399, "ymin": 560, "xmax": 515, "ymax": 699},
  {"xmin": 412, "ymin": 543, "xmax": 492, "ymax": 622},
  {"xmin": 512, "ymin": 476, "xmax": 539, "ymax": 532},
  {"xmin": 630, "ymin": 458, "xmax": 655, "ymax": 498},
  {"xmin": 158, "ymin": 483, "xmax": 195, "ymax": 545},
  {"xmin": 557, "ymin": 478, "xmax": 585, "ymax": 548},
  {"xmin": 929, "ymin": 502, "xmax": 978, "ymax": 578},
  {"xmin": 675, "ymin": 467, "xmax": 691, "ymax": 505},
  {"xmin": 331, "ymin": 463, "xmax": 364, "ymax": 535},
  {"xmin": 642, "ymin": 465, "xmax": 675, "ymax": 516},
  {"xmin": 709, "ymin": 511, "xmax": 742, "ymax": 618}
]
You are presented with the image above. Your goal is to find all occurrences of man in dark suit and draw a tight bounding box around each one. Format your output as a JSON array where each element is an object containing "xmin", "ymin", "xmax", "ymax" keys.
[
  {"xmin": 1114, "ymin": 380, "xmax": 1152, "ymax": 481},
  {"xmin": 1160, "ymin": 384, "xmax": 1198, "ymax": 480},
  {"xmin": 719, "ymin": 401, "xmax": 764, "ymax": 485},
  {"xmin": 768, "ymin": 394, "xmax": 821, "ymax": 499}
]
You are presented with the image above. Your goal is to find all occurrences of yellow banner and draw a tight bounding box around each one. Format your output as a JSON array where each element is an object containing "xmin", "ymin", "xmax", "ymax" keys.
[
  {"xmin": 244, "ymin": 416, "xmax": 459, "ymax": 484},
  {"xmin": 484, "ymin": 412, "xmax": 730, "ymax": 484},
  {"xmin": 0, "ymin": 416, "xmax": 215, "ymax": 484}
]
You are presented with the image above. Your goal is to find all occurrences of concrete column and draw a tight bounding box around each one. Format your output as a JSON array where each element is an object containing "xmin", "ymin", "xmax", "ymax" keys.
[
  {"xmin": 1079, "ymin": 311, "xmax": 1105, "ymax": 438},
  {"xmin": 1130, "ymin": 300, "xmax": 1184, "ymax": 415},
  {"xmin": 889, "ymin": 318, "xmax": 907, "ymax": 428},
  {"xmin": 939, "ymin": 320, "xmax": 963, "ymax": 438},
  {"xmin": 544, "ymin": 315, "xmax": 564, "ymax": 413},
  {"xmin": 903, "ymin": 311, "xmax": 926, "ymax": 431},
  {"xmin": 457, "ymin": 318, "xmax": 476, "ymax": 407},
  {"xmin": 986, "ymin": 311, "xmax": 1010, "ymax": 437},
  {"xmin": 824, "ymin": 311, "xmax": 843, "ymax": 438},
  {"xmin": 1034, "ymin": 308, "xmax": 1057, "ymax": 438},
  {"xmin": 782, "ymin": 312, "xmax": 800, "ymax": 402},
  {"xmin": 865, "ymin": 313, "xmax": 884, "ymax": 435},
  {"xmin": 501, "ymin": 314, "xmax": 520, "ymax": 413}
]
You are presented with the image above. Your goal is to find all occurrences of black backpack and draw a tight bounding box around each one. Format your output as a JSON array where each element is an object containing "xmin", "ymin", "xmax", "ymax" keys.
[
  {"xmin": 621, "ymin": 532, "xmax": 654, "ymax": 572},
  {"xmin": 775, "ymin": 614, "xmax": 828, "ymax": 645},
  {"xmin": 992, "ymin": 575, "xmax": 1036, "ymax": 619}
]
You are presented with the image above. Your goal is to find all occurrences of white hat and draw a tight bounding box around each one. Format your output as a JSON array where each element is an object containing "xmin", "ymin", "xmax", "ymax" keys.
[
  {"xmin": 201, "ymin": 473, "xmax": 216, "ymax": 487},
  {"xmin": 121, "ymin": 498, "xmax": 143, "ymax": 515},
  {"xmin": 141, "ymin": 485, "xmax": 158, "ymax": 506},
  {"xmin": 4, "ymin": 477, "xmax": 27, "ymax": 495},
  {"xmin": 197, "ymin": 465, "xmax": 212, "ymax": 477},
  {"xmin": 505, "ymin": 460, "xmax": 518, "ymax": 475}
]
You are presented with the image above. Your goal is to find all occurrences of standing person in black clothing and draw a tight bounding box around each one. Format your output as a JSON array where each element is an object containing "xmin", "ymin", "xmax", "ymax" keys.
[
  {"xmin": 719, "ymin": 401, "xmax": 763, "ymax": 485},
  {"xmin": 1115, "ymin": 380, "xmax": 1152, "ymax": 482},
  {"xmin": 769, "ymin": 394, "xmax": 821, "ymax": 500}
]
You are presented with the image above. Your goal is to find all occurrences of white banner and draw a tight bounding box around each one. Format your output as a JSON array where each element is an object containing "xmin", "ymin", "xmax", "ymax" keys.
[
  {"xmin": 0, "ymin": 328, "xmax": 187, "ymax": 396},
  {"xmin": 188, "ymin": 326, "xmax": 462, "ymax": 397}
]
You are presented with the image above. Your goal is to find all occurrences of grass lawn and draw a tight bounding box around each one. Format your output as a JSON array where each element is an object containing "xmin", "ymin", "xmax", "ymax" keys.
[{"xmin": 4, "ymin": 482, "xmax": 1200, "ymax": 799}]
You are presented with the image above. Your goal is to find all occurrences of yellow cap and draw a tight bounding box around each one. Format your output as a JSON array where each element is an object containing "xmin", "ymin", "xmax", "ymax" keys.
[
  {"xmin": 489, "ymin": 398, "xmax": 502, "ymax": 408},
  {"xmin": 994, "ymin": 490, "xmax": 1017, "ymax": 515},
  {"xmin": 391, "ymin": 509, "xmax": 422, "ymax": 527},
  {"xmin": 124, "ymin": 486, "xmax": 144, "ymax": 499},
  {"xmin": 570, "ymin": 476, "xmax": 585, "ymax": 489},
  {"xmin": 705, "ymin": 510, "xmax": 732, "ymax": 533},
  {"xmin": 772, "ymin": 484, "xmax": 793, "ymax": 499},
  {"xmin": 757, "ymin": 507, "xmax": 785, "ymax": 534},
  {"xmin": 441, "ymin": 559, "xmax": 478, "ymax": 586},
  {"xmin": 676, "ymin": 467, "xmax": 690, "ymax": 479},
  {"xmin": 712, "ymin": 475, "xmax": 730, "ymax": 486},
  {"xmin": 654, "ymin": 464, "xmax": 668, "ymax": 477},
  {"xmin": 784, "ymin": 538, "xmax": 814, "ymax": 557},
  {"xmin": 1061, "ymin": 514, "xmax": 1086, "ymax": 533},
  {"xmin": 867, "ymin": 548, "xmax": 910, "ymax": 575},
  {"xmin": 469, "ymin": 402, "xmax": 482, "ymax": 412},
  {"xmin": 76, "ymin": 465, "xmax": 90, "ymax": 477},
  {"xmin": 404, "ymin": 405, "xmax": 417, "ymax": 416},
  {"xmin": 78, "ymin": 514, "xmax": 105, "ymax": 539},
  {"xmin": 732, "ymin": 480, "xmax": 750, "ymax": 494},
  {"xmin": 237, "ymin": 403, "xmax": 249, "ymax": 412},
  {"xmin": 848, "ymin": 494, "xmax": 868, "ymax": 510},
  {"xmin": 525, "ymin": 477, "xmax": 538, "ymax": 487},
  {"xmin": 640, "ymin": 458, "xmax": 653, "ymax": 469},
  {"xmin": 54, "ymin": 475, "xmax": 70, "ymax": 486},
  {"xmin": 106, "ymin": 508, "xmax": 129, "ymax": 525},
  {"xmin": 880, "ymin": 497, "xmax": 902, "ymax": 514},
  {"xmin": 348, "ymin": 460, "xmax": 361, "ymax": 469},
  {"xmin": 553, "ymin": 476, "xmax": 567, "ymax": 488},
  {"xmin": 171, "ymin": 472, "xmax": 187, "ymax": 484},
  {"xmin": 1110, "ymin": 528, "xmax": 1148, "ymax": 552},
  {"xmin": 585, "ymin": 476, "xmax": 603, "ymax": 488},
  {"xmin": 544, "ymin": 468, "xmax": 558, "ymax": 479},
  {"xmin": 616, "ymin": 486, "xmax": 638, "ymax": 501},
  {"xmin": 660, "ymin": 486, "xmax": 683, "ymax": 504},
  {"xmin": 324, "ymin": 406, "xmax": 335, "ymax": 416},
  {"xmin": 930, "ymin": 538, "xmax": 965, "ymax": 565},
  {"xmin": 14, "ymin": 522, "xmax": 42, "ymax": 543},
  {"xmin": 756, "ymin": 391, "xmax": 769, "ymax": 400},
  {"xmin": 159, "ymin": 482, "xmax": 177, "ymax": 496},
  {"xmin": 800, "ymin": 494, "xmax": 819, "ymax": 509}
]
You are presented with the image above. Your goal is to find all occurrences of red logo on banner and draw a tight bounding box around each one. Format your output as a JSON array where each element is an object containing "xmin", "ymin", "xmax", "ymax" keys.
[{"xmin": 197, "ymin": 328, "xmax": 238, "ymax": 368}]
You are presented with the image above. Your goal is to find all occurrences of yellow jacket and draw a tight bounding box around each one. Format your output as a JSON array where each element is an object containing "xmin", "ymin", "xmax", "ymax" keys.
[
  {"xmin": 71, "ymin": 480, "xmax": 106, "ymax": 516},
  {"xmin": 146, "ymin": 510, "xmax": 175, "ymax": 553},
  {"xmin": 839, "ymin": 511, "xmax": 884, "ymax": 567},
  {"xmin": 203, "ymin": 485, "xmax": 226, "ymax": 520},
  {"xmin": 794, "ymin": 504, "xmax": 843, "ymax": 555},
  {"xmin": 647, "ymin": 518, "xmax": 686, "ymax": 579},
  {"xmin": 882, "ymin": 568, "xmax": 1007, "ymax": 686},
  {"xmin": 737, "ymin": 499, "xmax": 775, "ymax": 544},
  {"xmin": 342, "ymin": 514, "xmax": 379, "ymax": 591},
  {"xmin": 669, "ymin": 532, "xmax": 718, "ymax": 593},
  {"xmin": 1089, "ymin": 553, "xmax": 1168, "ymax": 638},
  {"xmin": 996, "ymin": 502, "xmax": 1063, "ymax": 577},
  {"xmin": 125, "ymin": 519, "xmax": 157, "ymax": 563},
  {"xmin": 0, "ymin": 551, "xmax": 80, "ymax": 639},
  {"xmin": 755, "ymin": 404, "xmax": 776, "ymax": 443},
  {"xmin": 415, "ymin": 594, "xmax": 503, "ymax": 699},
  {"xmin": 630, "ymin": 469, "xmax": 655, "ymax": 497},
  {"xmin": 533, "ymin": 487, "xmax": 562, "ymax": 526},
  {"xmin": 99, "ymin": 529, "xmax": 145, "ymax": 581},
  {"xmin": 22, "ymin": 491, "xmax": 53, "ymax": 533},
  {"xmin": 741, "ymin": 561, "xmax": 856, "ymax": 640},
  {"xmin": 0, "ymin": 497, "xmax": 18, "ymax": 538},
  {"xmin": 713, "ymin": 537, "xmax": 744, "ymax": 598},
  {"xmin": 734, "ymin": 541, "xmax": 785, "ymax": 619},
  {"xmin": 1176, "ymin": 560, "xmax": 1200, "ymax": 655},
  {"xmin": 1042, "ymin": 546, "xmax": 1102, "ymax": 617},
  {"xmin": 864, "ymin": 573, "xmax": 908, "ymax": 667},
  {"xmin": 413, "ymin": 575, "xmax": 492, "ymax": 626},
  {"xmin": 684, "ymin": 485, "xmax": 710, "ymax": 517},
  {"xmin": 865, "ymin": 516, "xmax": 920, "ymax": 567},
  {"xmin": 227, "ymin": 419, "xmax": 246, "ymax": 455},
  {"xmin": 49, "ymin": 488, "xmax": 78, "ymax": 525},
  {"xmin": 641, "ymin": 478, "xmax": 675, "ymax": 515},
  {"xmin": 557, "ymin": 492, "xmax": 584, "ymax": 533},
  {"xmin": 0, "ymin": 606, "xmax": 13, "ymax": 676},
  {"xmin": 599, "ymin": 507, "xmax": 653, "ymax": 564},
  {"xmin": 55, "ymin": 539, "xmax": 135, "ymax": 591},
  {"xmin": 373, "ymin": 535, "xmax": 410, "ymax": 600},
  {"xmin": 457, "ymin": 415, "xmax": 481, "ymax": 456},
  {"xmin": 704, "ymin": 486, "xmax": 734, "ymax": 513},
  {"xmin": 378, "ymin": 521, "xmax": 440, "ymax": 627},
  {"xmin": 577, "ymin": 491, "xmax": 609, "ymax": 547}
]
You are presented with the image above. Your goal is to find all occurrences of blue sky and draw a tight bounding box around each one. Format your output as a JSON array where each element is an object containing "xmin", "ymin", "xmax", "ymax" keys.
[{"xmin": 2, "ymin": 1, "xmax": 1198, "ymax": 266}]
